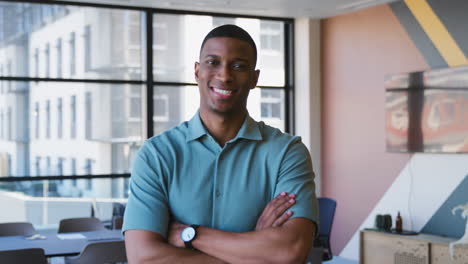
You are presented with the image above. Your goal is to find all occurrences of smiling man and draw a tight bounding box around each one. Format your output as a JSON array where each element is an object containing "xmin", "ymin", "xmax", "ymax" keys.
[{"xmin": 123, "ymin": 24, "xmax": 318, "ymax": 264}]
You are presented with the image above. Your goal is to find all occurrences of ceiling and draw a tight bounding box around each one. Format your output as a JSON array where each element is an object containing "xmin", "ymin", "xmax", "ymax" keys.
[{"xmin": 59, "ymin": 0, "xmax": 400, "ymax": 19}]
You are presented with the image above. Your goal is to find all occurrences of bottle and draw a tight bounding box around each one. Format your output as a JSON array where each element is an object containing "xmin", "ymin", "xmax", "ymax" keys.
[{"xmin": 396, "ymin": 211, "xmax": 403, "ymax": 233}]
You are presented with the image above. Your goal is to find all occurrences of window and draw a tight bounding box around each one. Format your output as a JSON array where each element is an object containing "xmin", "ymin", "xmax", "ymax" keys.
[
  {"xmin": 34, "ymin": 102, "xmax": 39, "ymax": 139},
  {"xmin": 85, "ymin": 92, "xmax": 91, "ymax": 139},
  {"xmin": 35, "ymin": 156, "xmax": 41, "ymax": 176},
  {"xmin": 0, "ymin": 110, "xmax": 3, "ymax": 139},
  {"xmin": 70, "ymin": 95, "xmax": 76, "ymax": 139},
  {"xmin": 56, "ymin": 37, "xmax": 62, "ymax": 77},
  {"xmin": 85, "ymin": 158, "xmax": 93, "ymax": 190},
  {"xmin": 45, "ymin": 43, "xmax": 50, "ymax": 77},
  {"xmin": 84, "ymin": 24, "xmax": 91, "ymax": 71},
  {"xmin": 57, "ymin": 157, "xmax": 64, "ymax": 175},
  {"xmin": 0, "ymin": 2, "xmax": 292, "ymax": 227},
  {"xmin": 34, "ymin": 48, "xmax": 39, "ymax": 77},
  {"xmin": 57, "ymin": 98, "xmax": 62, "ymax": 138},
  {"xmin": 7, "ymin": 153, "xmax": 12, "ymax": 176},
  {"xmin": 260, "ymin": 21, "xmax": 282, "ymax": 53},
  {"xmin": 69, "ymin": 32, "xmax": 76, "ymax": 76},
  {"xmin": 6, "ymin": 60, "xmax": 11, "ymax": 91},
  {"xmin": 7, "ymin": 107, "xmax": 11, "ymax": 140},
  {"xmin": 153, "ymin": 94, "xmax": 169, "ymax": 122},
  {"xmin": 45, "ymin": 100, "xmax": 50, "ymax": 138},
  {"xmin": 0, "ymin": 64, "xmax": 3, "ymax": 93},
  {"xmin": 46, "ymin": 156, "xmax": 51, "ymax": 175}
]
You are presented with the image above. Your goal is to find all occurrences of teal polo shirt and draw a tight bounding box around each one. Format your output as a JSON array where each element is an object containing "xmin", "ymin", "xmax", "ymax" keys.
[{"xmin": 123, "ymin": 112, "xmax": 318, "ymax": 237}]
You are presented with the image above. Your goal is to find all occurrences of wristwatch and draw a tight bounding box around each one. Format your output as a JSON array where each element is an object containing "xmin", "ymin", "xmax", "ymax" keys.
[{"xmin": 180, "ymin": 224, "xmax": 200, "ymax": 249}]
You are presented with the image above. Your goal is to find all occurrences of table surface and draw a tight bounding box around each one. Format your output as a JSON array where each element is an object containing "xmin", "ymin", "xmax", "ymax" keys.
[{"xmin": 0, "ymin": 229, "xmax": 124, "ymax": 257}]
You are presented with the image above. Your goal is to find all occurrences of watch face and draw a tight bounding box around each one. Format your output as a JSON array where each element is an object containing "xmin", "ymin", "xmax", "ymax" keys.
[{"xmin": 181, "ymin": 227, "xmax": 196, "ymax": 242}]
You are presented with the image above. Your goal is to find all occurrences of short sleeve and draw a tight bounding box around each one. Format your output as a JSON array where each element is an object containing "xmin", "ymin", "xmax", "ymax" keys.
[
  {"xmin": 274, "ymin": 137, "xmax": 319, "ymax": 229},
  {"xmin": 122, "ymin": 141, "xmax": 170, "ymax": 238}
]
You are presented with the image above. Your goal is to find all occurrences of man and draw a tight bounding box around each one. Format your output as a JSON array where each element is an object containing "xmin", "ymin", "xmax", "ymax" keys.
[{"xmin": 123, "ymin": 24, "xmax": 318, "ymax": 264}]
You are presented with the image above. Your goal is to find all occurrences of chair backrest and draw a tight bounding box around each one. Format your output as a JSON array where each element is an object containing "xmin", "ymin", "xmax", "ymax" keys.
[
  {"xmin": 315, "ymin": 197, "xmax": 337, "ymax": 261},
  {"xmin": 65, "ymin": 240, "xmax": 127, "ymax": 264},
  {"xmin": 0, "ymin": 248, "xmax": 48, "ymax": 264},
  {"xmin": 0, "ymin": 222, "xmax": 37, "ymax": 237},
  {"xmin": 58, "ymin": 217, "xmax": 106, "ymax": 233}
]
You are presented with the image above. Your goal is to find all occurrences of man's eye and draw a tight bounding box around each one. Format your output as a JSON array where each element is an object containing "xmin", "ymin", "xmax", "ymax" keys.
[
  {"xmin": 233, "ymin": 64, "xmax": 246, "ymax": 70},
  {"xmin": 206, "ymin": 60, "xmax": 219, "ymax": 66}
]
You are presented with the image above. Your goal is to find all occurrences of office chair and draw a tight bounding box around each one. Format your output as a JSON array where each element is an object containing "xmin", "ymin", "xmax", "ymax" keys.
[
  {"xmin": 58, "ymin": 217, "xmax": 106, "ymax": 233},
  {"xmin": 0, "ymin": 222, "xmax": 37, "ymax": 237},
  {"xmin": 0, "ymin": 248, "xmax": 48, "ymax": 264},
  {"xmin": 315, "ymin": 197, "xmax": 337, "ymax": 261},
  {"xmin": 64, "ymin": 240, "xmax": 127, "ymax": 264}
]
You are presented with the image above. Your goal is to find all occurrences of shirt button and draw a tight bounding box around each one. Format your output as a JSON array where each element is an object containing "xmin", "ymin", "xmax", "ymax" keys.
[{"xmin": 215, "ymin": 190, "xmax": 221, "ymax": 197}]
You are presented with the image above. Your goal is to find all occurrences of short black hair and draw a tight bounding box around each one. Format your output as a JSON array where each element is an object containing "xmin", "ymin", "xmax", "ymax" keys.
[{"xmin": 200, "ymin": 24, "xmax": 257, "ymax": 63}]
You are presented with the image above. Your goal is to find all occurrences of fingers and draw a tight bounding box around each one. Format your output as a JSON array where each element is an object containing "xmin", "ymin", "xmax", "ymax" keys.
[
  {"xmin": 273, "ymin": 210, "xmax": 294, "ymax": 227},
  {"xmin": 256, "ymin": 192, "xmax": 296, "ymax": 230}
]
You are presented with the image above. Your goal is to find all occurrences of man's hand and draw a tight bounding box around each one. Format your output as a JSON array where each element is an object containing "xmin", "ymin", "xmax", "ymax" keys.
[
  {"xmin": 255, "ymin": 192, "xmax": 295, "ymax": 230},
  {"xmin": 168, "ymin": 221, "xmax": 188, "ymax": 248}
]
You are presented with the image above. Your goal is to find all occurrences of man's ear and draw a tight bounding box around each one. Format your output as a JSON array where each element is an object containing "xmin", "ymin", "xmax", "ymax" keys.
[
  {"xmin": 194, "ymin": 62, "xmax": 200, "ymax": 82},
  {"xmin": 251, "ymin": 69, "xmax": 260, "ymax": 90}
]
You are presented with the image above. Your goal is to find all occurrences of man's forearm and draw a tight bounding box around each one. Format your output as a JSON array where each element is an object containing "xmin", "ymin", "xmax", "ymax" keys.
[
  {"xmin": 125, "ymin": 230, "xmax": 226, "ymax": 264},
  {"xmin": 192, "ymin": 218, "xmax": 315, "ymax": 264}
]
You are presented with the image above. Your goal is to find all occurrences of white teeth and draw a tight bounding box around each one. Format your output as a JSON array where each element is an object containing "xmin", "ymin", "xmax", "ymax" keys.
[{"xmin": 213, "ymin": 88, "xmax": 232, "ymax": 95}]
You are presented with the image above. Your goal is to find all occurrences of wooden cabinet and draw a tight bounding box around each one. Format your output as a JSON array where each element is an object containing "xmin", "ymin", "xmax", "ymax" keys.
[{"xmin": 360, "ymin": 230, "xmax": 468, "ymax": 264}]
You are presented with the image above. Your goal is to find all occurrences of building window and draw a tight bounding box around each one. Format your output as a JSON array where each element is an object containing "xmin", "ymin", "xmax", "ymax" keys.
[
  {"xmin": 84, "ymin": 25, "xmax": 91, "ymax": 71},
  {"xmin": 34, "ymin": 48, "xmax": 39, "ymax": 77},
  {"xmin": 57, "ymin": 98, "xmax": 62, "ymax": 138},
  {"xmin": 153, "ymin": 94, "xmax": 169, "ymax": 122},
  {"xmin": 7, "ymin": 107, "xmax": 11, "ymax": 141},
  {"xmin": 57, "ymin": 157, "xmax": 64, "ymax": 176},
  {"xmin": 45, "ymin": 100, "xmax": 50, "ymax": 138},
  {"xmin": 45, "ymin": 43, "xmax": 50, "ymax": 77},
  {"xmin": 71, "ymin": 158, "xmax": 77, "ymax": 187},
  {"xmin": 46, "ymin": 156, "xmax": 51, "ymax": 176},
  {"xmin": 34, "ymin": 102, "xmax": 39, "ymax": 139},
  {"xmin": 85, "ymin": 92, "xmax": 91, "ymax": 139},
  {"xmin": 85, "ymin": 158, "xmax": 93, "ymax": 190},
  {"xmin": 261, "ymin": 90, "xmax": 283, "ymax": 119},
  {"xmin": 69, "ymin": 32, "xmax": 76, "ymax": 76},
  {"xmin": 0, "ymin": 110, "xmax": 3, "ymax": 139},
  {"xmin": 70, "ymin": 95, "xmax": 76, "ymax": 139},
  {"xmin": 153, "ymin": 23, "xmax": 168, "ymax": 50},
  {"xmin": 0, "ymin": 64, "xmax": 3, "ymax": 93},
  {"xmin": 7, "ymin": 153, "xmax": 12, "ymax": 176},
  {"xmin": 6, "ymin": 60, "xmax": 11, "ymax": 91},
  {"xmin": 35, "ymin": 156, "xmax": 41, "ymax": 176},
  {"xmin": 129, "ymin": 87, "xmax": 141, "ymax": 119},
  {"xmin": 56, "ymin": 38, "xmax": 62, "ymax": 78},
  {"xmin": 260, "ymin": 21, "xmax": 282, "ymax": 53}
]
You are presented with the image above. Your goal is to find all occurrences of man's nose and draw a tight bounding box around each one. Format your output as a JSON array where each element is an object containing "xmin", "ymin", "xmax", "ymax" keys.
[{"xmin": 216, "ymin": 65, "xmax": 233, "ymax": 82}]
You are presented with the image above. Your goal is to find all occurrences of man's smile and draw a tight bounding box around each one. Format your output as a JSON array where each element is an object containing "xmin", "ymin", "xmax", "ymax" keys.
[{"xmin": 210, "ymin": 86, "xmax": 236, "ymax": 99}]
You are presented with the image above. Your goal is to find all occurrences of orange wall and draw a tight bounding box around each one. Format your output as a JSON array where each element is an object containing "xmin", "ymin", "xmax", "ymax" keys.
[{"xmin": 321, "ymin": 4, "xmax": 428, "ymax": 254}]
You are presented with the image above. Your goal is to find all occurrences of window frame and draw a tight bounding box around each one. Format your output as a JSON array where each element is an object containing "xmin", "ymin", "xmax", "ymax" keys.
[{"xmin": 0, "ymin": 0, "xmax": 295, "ymax": 182}]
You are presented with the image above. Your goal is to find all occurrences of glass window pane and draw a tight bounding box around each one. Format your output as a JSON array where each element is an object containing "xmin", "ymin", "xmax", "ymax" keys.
[
  {"xmin": 0, "ymin": 2, "xmax": 145, "ymax": 80},
  {"xmin": 0, "ymin": 81, "xmax": 144, "ymax": 177},
  {"xmin": 0, "ymin": 178, "xmax": 129, "ymax": 230},
  {"xmin": 153, "ymin": 14, "xmax": 285, "ymax": 86},
  {"xmin": 153, "ymin": 86, "xmax": 285, "ymax": 135},
  {"xmin": 153, "ymin": 85, "xmax": 200, "ymax": 135}
]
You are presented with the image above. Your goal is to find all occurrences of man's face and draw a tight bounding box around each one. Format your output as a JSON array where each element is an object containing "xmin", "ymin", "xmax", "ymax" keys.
[{"xmin": 195, "ymin": 37, "xmax": 260, "ymax": 117}]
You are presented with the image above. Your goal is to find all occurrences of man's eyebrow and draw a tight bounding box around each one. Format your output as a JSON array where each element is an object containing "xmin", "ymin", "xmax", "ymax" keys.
[{"xmin": 203, "ymin": 54, "xmax": 249, "ymax": 62}]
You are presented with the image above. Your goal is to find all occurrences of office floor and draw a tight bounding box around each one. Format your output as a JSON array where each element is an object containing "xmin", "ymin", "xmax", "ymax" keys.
[{"xmin": 327, "ymin": 256, "xmax": 358, "ymax": 264}]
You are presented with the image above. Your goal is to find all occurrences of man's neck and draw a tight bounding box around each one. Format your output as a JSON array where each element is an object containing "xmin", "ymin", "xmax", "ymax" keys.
[{"xmin": 199, "ymin": 110, "xmax": 247, "ymax": 147}]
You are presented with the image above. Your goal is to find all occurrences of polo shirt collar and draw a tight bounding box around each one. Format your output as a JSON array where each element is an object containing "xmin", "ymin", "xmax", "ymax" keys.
[{"xmin": 186, "ymin": 111, "xmax": 263, "ymax": 142}]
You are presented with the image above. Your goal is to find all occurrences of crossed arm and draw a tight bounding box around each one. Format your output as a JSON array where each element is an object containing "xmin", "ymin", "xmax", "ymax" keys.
[{"xmin": 125, "ymin": 193, "xmax": 317, "ymax": 264}]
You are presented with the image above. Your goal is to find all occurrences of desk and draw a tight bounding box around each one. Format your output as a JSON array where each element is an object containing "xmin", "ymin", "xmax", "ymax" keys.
[{"xmin": 0, "ymin": 229, "xmax": 123, "ymax": 257}]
